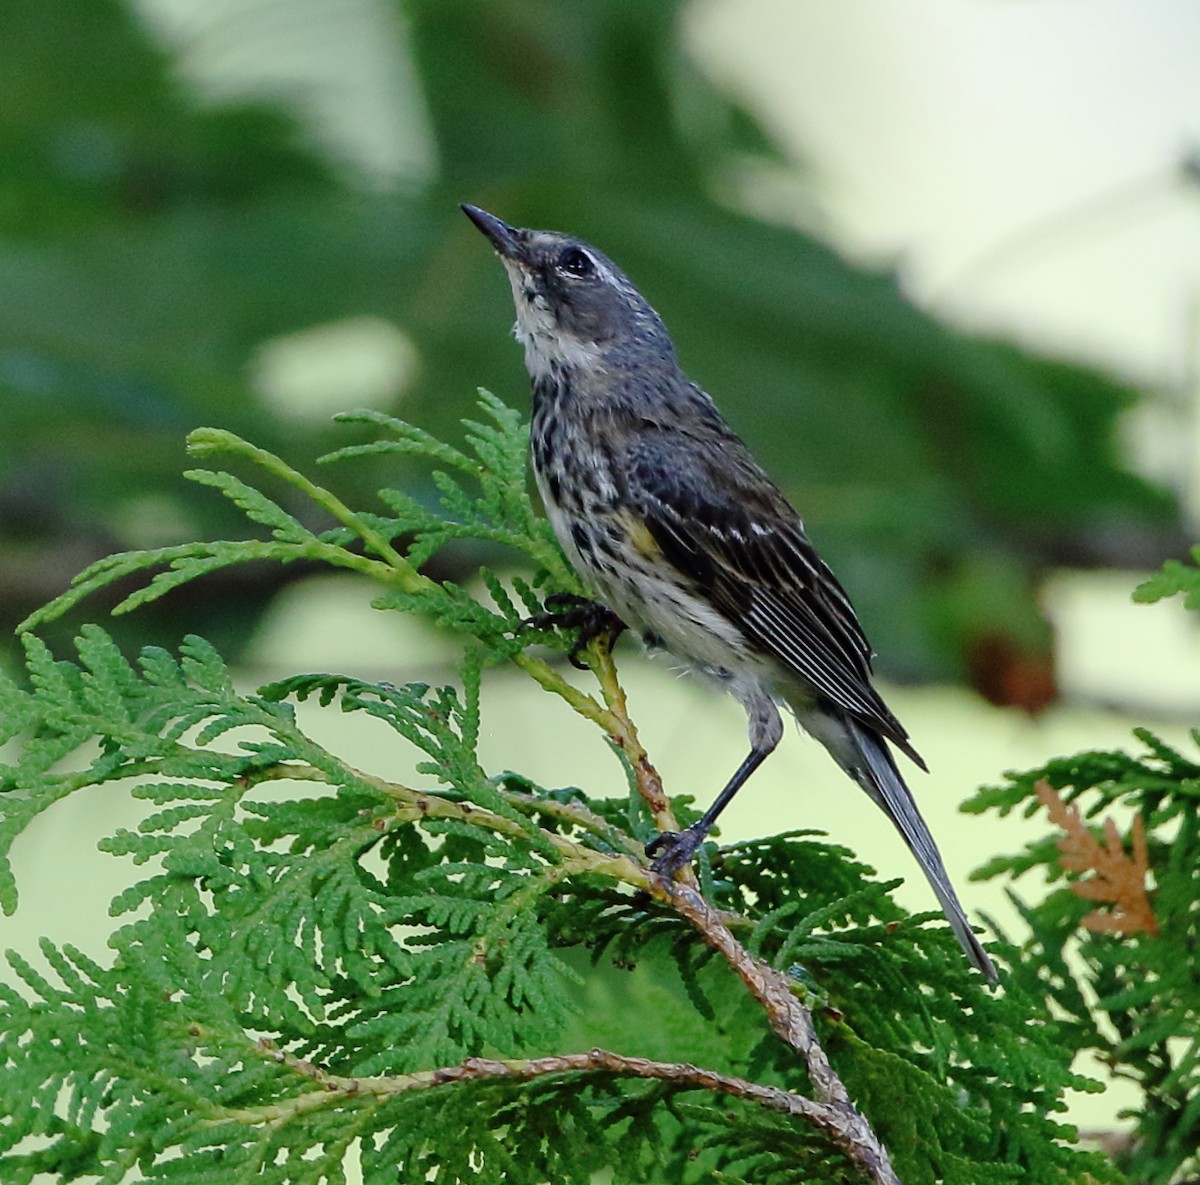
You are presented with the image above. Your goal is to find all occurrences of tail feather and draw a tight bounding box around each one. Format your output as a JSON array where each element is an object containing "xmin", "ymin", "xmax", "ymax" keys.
[{"xmin": 793, "ymin": 700, "xmax": 998, "ymax": 981}]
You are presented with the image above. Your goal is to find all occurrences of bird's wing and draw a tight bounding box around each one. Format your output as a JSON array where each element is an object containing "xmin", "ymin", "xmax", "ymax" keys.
[{"xmin": 620, "ymin": 427, "xmax": 923, "ymax": 766}]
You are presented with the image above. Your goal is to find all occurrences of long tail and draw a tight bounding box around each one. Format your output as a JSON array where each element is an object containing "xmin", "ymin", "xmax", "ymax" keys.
[{"xmin": 815, "ymin": 711, "xmax": 997, "ymax": 981}]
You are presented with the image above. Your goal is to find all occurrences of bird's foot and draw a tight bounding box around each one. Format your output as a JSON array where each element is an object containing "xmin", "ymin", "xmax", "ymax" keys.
[
  {"xmin": 522, "ymin": 593, "xmax": 626, "ymax": 670},
  {"xmin": 647, "ymin": 823, "xmax": 708, "ymax": 879}
]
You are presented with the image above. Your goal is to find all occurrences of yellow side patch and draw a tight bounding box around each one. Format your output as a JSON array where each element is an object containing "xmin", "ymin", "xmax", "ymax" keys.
[{"xmin": 623, "ymin": 514, "xmax": 662, "ymax": 559}]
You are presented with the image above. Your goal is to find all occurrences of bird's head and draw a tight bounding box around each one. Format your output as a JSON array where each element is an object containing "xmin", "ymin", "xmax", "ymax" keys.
[{"xmin": 461, "ymin": 204, "xmax": 673, "ymax": 380}]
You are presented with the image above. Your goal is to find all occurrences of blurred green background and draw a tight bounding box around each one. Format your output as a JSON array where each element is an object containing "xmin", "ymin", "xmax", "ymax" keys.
[{"xmin": 2, "ymin": 0, "xmax": 1192, "ymax": 693}]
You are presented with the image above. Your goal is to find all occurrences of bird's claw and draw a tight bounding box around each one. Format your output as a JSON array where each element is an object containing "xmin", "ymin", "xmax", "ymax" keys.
[
  {"xmin": 647, "ymin": 825, "xmax": 706, "ymax": 879},
  {"xmin": 521, "ymin": 594, "xmax": 626, "ymax": 669}
]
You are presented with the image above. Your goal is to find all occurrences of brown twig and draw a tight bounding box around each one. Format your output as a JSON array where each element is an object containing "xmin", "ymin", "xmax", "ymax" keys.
[
  {"xmin": 236, "ymin": 1035, "xmax": 897, "ymax": 1182},
  {"xmin": 582, "ymin": 637, "xmax": 897, "ymax": 1184},
  {"xmin": 586, "ymin": 638, "xmax": 679, "ymax": 832},
  {"xmin": 233, "ymin": 1043, "xmax": 834, "ymax": 1129},
  {"xmin": 259, "ymin": 761, "xmax": 654, "ymax": 889},
  {"xmin": 229, "ymin": 1042, "xmax": 893, "ymax": 1180},
  {"xmin": 659, "ymin": 878, "xmax": 898, "ymax": 1183}
]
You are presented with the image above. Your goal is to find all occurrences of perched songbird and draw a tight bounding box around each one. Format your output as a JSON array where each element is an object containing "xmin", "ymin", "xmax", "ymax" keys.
[{"xmin": 462, "ymin": 203, "xmax": 996, "ymax": 981}]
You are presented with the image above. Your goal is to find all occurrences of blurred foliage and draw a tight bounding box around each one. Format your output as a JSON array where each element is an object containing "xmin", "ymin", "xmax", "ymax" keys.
[
  {"xmin": 0, "ymin": 0, "xmax": 1181, "ymax": 685},
  {"xmin": 964, "ymin": 549, "xmax": 1200, "ymax": 1183}
]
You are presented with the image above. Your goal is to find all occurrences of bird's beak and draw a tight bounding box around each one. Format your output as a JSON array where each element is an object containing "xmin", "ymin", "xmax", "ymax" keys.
[{"xmin": 461, "ymin": 204, "xmax": 524, "ymax": 262}]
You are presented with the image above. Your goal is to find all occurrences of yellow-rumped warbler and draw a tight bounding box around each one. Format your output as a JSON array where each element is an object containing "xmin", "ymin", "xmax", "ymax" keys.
[{"xmin": 463, "ymin": 204, "xmax": 996, "ymax": 981}]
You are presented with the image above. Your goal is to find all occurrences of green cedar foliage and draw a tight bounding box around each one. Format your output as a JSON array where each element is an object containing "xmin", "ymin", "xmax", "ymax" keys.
[
  {"xmin": 966, "ymin": 551, "xmax": 1200, "ymax": 1184},
  {"xmin": 1, "ymin": 394, "xmax": 1115, "ymax": 1183}
]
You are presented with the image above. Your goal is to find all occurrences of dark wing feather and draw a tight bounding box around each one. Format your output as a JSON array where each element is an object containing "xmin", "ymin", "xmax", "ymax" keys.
[{"xmin": 620, "ymin": 426, "xmax": 924, "ymax": 767}]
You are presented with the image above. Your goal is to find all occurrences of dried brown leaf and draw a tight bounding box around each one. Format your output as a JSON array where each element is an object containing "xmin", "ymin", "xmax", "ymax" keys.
[{"xmin": 1035, "ymin": 781, "xmax": 1158, "ymax": 937}]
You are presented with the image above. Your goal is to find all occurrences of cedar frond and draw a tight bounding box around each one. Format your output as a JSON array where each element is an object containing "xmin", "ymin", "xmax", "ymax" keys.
[{"xmin": 1035, "ymin": 781, "xmax": 1158, "ymax": 937}]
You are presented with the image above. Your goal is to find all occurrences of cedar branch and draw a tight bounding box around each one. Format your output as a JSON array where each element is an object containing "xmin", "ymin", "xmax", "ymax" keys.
[{"xmin": 223, "ymin": 1042, "xmax": 882, "ymax": 1179}]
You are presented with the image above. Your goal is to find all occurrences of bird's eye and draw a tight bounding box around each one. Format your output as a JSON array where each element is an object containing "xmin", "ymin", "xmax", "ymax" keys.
[{"xmin": 557, "ymin": 247, "xmax": 594, "ymax": 278}]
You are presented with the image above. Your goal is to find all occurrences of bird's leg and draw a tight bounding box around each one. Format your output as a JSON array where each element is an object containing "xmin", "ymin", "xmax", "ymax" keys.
[
  {"xmin": 649, "ymin": 687, "xmax": 783, "ymax": 877},
  {"xmin": 648, "ymin": 747, "xmax": 773, "ymax": 875},
  {"xmin": 523, "ymin": 593, "xmax": 626, "ymax": 669}
]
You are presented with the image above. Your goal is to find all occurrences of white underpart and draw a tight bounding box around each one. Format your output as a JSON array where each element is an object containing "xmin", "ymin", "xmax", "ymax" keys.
[
  {"xmin": 610, "ymin": 561, "xmax": 779, "ymax": 741},
  {"xmin": 502, "ymin": 260, "xmax": 603, "ymax": 380},
  {"xmin": 534, "ymin": 470, "xmax": 757, "ymax": 681}
]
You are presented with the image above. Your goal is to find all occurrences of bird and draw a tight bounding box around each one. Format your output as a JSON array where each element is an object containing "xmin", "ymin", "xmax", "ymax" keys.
[{"xmin": 462, "ymin": 203, "xmax": 997, "ymax": 981}]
